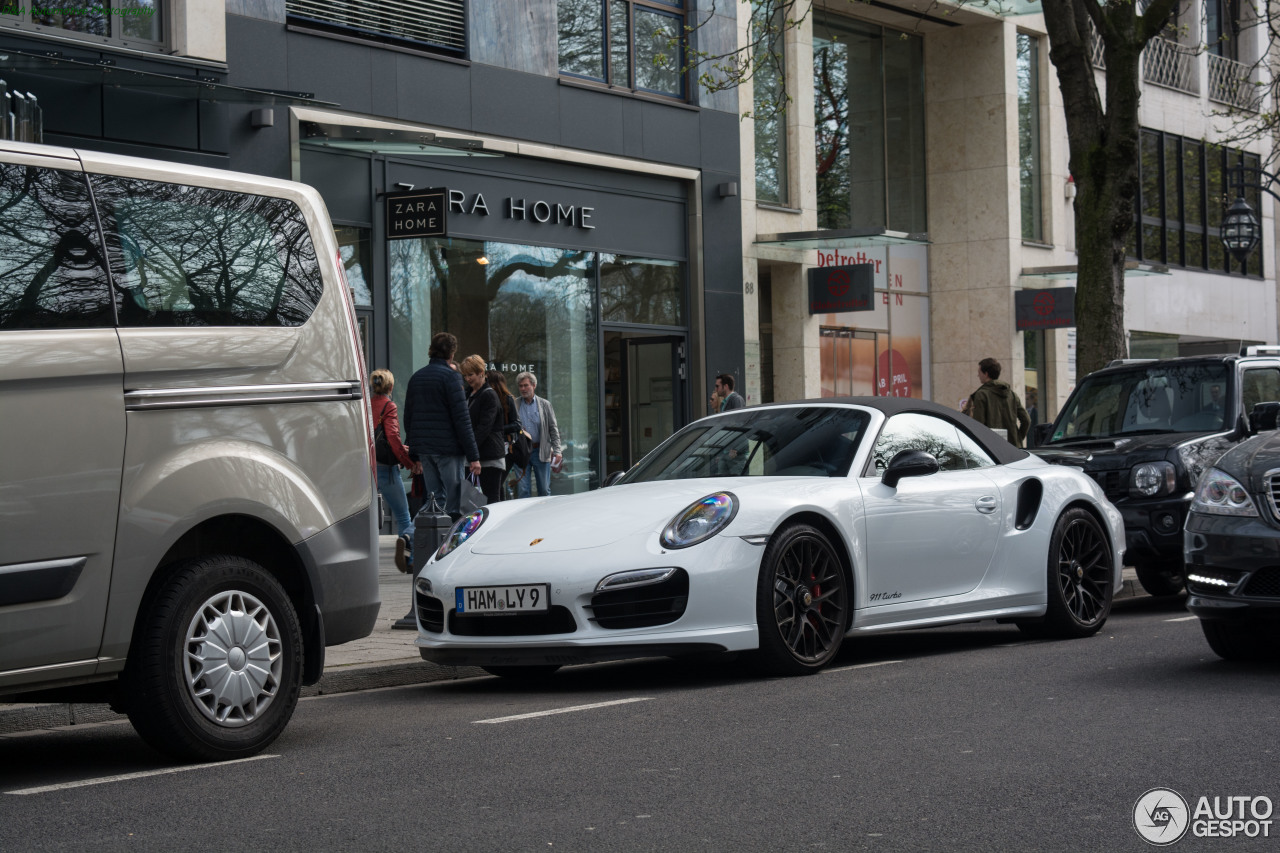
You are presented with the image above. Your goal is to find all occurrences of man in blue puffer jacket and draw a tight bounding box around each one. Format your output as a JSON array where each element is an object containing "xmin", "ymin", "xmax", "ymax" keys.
[{"xmin": 403, "ymin": 332, "xmax": 481, "ymax": 520}]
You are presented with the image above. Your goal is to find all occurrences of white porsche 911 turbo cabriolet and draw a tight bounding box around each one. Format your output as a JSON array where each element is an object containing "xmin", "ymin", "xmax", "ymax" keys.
[{"xmin": 413, "ymin": 398, "xmax": 1124, "ymax": 677}]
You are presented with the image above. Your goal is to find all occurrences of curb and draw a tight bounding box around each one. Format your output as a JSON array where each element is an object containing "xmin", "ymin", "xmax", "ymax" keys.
[{"xmin": 0, "ymin": 658, "xmax": 481, "ymax": 737}]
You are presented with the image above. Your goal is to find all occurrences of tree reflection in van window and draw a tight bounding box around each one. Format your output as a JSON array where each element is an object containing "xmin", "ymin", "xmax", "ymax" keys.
[
  {"xmin": 0, "ymin": 165, "xmax": 113, "ymax": 330},
  {"xmin": 91, "ymin": 176, "xmax": 323, "ymax": 327}
]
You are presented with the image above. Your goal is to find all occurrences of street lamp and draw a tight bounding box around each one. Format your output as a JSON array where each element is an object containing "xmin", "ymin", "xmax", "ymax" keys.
[
  {"xmin": 1221, "ymin": 196, "xmax": 1261, "ymax": 263},
  {"xmin": 1221, "ymin": 163, "xmax": 1280, "ymax": 265}
]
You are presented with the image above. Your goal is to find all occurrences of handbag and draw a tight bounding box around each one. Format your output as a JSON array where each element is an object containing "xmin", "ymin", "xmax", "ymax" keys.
[
  {"xmin": 507, "ymin": 428, "xmax": 533, "ymax": 469},
  {"xmin": 374, "ymin": 401, "xmax": 397, "ymax": 465}
]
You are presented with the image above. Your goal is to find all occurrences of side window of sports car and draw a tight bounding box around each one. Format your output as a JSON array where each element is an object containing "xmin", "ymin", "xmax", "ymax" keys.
[
  {"xmin": 871, "ymin": 413, "xmax": 968, "ymax": 474},
  {"xmin": 956, "ymin": 429, "xmax": 996, "ymax": 469}
]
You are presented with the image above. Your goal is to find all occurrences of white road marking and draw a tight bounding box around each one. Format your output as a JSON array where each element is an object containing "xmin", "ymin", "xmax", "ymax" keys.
[
  {"xmin": 1165, "ymin": 616, "xmax": 1198, "ymax": 622},
  {"xmin": 823, "ymin": 660, "xmax": 904, "ymax": 674},
  {"xmin": 4, "ymin": 754, "xmax": 279, "ymax": 796},
  {"xmin": 474, "ymin": 697, "xmax": 652, "ymax": 724}
]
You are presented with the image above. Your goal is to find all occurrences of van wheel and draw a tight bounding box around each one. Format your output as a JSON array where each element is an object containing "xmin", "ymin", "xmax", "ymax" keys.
[
  {"xmin": 125, "ymin": 556, "xmax": 303, "ymax": 762},
  {"xmin": 1134, "ymin": 561, "xmax": 1186, "ymax": 597}
]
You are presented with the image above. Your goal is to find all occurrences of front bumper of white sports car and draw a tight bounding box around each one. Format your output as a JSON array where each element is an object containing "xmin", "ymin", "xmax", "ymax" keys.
[{"xmin": 413, "ymin": 531, "xmax": 765, "ymax": 667}]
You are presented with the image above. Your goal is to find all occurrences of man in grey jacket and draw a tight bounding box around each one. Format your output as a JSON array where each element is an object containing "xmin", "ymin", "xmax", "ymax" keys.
[{"xmin": 514, "ymin": 371, "xmax": 562, "ymax": 498}]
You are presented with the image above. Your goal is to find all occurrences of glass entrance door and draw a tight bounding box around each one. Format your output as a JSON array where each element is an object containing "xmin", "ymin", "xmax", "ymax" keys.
[{"xmin": 603, "ymin": 332, "xmax": 686, "ymax": 475}]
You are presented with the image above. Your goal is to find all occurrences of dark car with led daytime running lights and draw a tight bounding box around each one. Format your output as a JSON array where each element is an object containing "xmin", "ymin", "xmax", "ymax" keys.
[
  {"xmin": 1032, "ymin": 350, "xmax": 1280, "ymax": 597},
  {"xmin": 1185, "ymin": 404, "xmax": 1280, "ymax": 660}
]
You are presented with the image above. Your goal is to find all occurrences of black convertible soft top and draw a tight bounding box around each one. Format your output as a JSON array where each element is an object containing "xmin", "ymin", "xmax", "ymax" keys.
[{"xmin": 745, "ymin": 396, "xmax": 1032, "ymax": 467}]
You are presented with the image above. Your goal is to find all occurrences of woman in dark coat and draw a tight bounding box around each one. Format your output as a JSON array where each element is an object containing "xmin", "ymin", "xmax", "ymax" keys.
[{"xmin": 460, "ymin": 354, "xmax": 506, "ymax": 503}]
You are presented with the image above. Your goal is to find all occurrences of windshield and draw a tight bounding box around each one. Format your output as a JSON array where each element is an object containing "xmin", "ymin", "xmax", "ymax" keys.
[
  {"xmin": 620, "ymin": 406, "xmax": 871, "ymax": 483},
  {"xmin": 1048, "ymin": 363, "xmax": 1229, "ymax": 442}
]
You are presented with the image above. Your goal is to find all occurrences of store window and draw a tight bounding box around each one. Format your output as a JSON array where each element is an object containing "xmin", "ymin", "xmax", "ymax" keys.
[
  {"xmin": 389, "ymin": 237, "xmax": 601, "ymax": 493},
  {"xmin": 557, "ymin": 0, "xmax": 686, "ymax": 98},
  {"xmin": 336, "ymin": 226, "xmax": 372, "ymax": 307},
  {"xmin": 752, "ymin": 0, "xmax": 788, "ymax": 205},
  {"xmin": 2, "ymin": 1, "xmax": 163, "ymax": 48},
  {"xmin": 600, "ymin": 255, "xmax": 684, "ymax": 325},
  {"xmin": 1134, "ymin": 128, "xmax": 1261, "ymax": 276},
  {"xmin": 813, "ymin": 13, "xmax": 925, "ymax": 232},
  {"xmin": 1017, "ymin": 33, "xmax": 1043, "ymax": 243}
]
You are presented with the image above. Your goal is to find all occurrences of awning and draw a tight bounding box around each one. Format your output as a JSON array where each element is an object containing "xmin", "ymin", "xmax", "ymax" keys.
[
  {"xmin": 1019, "ymin": 261, "xmax": 1171, "ymax": 280},
  {"xmin": 754, "ymin": 227, "xmax": 930, "ymax": 250},
  {"xmin": 0, "ymin": 46, "xmax": 337, "ymax": 106},
  {"xmin": 299, "ymin": 120, "xmax": 502, "ymax": 158}
]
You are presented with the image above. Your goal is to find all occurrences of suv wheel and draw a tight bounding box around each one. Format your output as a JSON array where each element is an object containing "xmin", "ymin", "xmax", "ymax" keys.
[
  {"xmin": 1134, "ymin": 561, "xmax": 1186, "ymax": 597},
  {"xmin": 125, "ymin": 555, "xmax": 303, "ymax": 762}
]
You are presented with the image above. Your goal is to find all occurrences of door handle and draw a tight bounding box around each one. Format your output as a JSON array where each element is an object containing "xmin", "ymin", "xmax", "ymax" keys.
[{"xmin": 975, "ymin": 495, "xmax": 998, "ymax": 514}]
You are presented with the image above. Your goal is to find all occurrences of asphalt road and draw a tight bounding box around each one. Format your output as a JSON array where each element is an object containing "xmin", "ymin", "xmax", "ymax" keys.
[{"xmin": 2, "ymin": 595, "xmax": 1278, "ymax": 853}]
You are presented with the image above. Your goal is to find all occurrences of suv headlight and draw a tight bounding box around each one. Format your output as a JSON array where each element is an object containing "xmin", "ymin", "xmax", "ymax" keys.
[
  {"xmin": 1191, "ymin": 468, "xmax": 1258, "ymax": 517},
  {"xmin": 436, "ymin": 508, "xmax": 488, "ymax": 559},
  {"xmin": 660, "ymin": 492, "xmax": 738, "ymax": 549},
  {"xmin": 1129, "ymin": 461, "xmax": 1177, "ymax": 498}
]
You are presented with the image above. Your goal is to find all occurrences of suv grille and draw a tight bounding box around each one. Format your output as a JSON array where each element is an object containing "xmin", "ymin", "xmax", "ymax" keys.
[
  {"xmin": 416, "ymin": 592, "xmax": 444, "ymax": 633},
  {"xmin": 1242, "ymin": 567, "xmax": 1280, "ymax": 598},
  {"xmin": 1090, "ymin": 470, "xmax": 1127, "ymax": 500},
  {"xmin": 588, "ymin": 569, "xmax": 690, "ymax": 629},
  {"xmin": 1266, "ymin": 472, "xmax": 1280, "ymax": 522},
  {"xmin": 448, "ymin": 606, "xmax": 577, "ymax": 636}
]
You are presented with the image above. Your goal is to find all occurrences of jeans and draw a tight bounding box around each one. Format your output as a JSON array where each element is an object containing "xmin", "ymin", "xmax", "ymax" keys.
[
  {"xmin": 422, "ymin": 453, "xmax": 465, "ymax": 518},
  {"xmin": 516, "ymin": 457, "xmax": 551, "ymax": 498},
  {"xmin": 376, "ymin": 464, "xmax": 413, "ymax": 546}
]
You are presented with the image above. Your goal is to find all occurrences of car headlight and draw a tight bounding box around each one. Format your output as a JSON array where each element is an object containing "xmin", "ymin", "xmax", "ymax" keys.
[
  {"xmin": 1129, "ymin": 461, "xmax": 1177, "ymax": 497},
  {"xmin": 1190, "ymin": 468, "xmax": 1258, "ymax": 517},
  {"xmin": 660, "ymin": 492, "xmax": 738, "ymax": 549},
  {"xmin": 436, "ymin": 508, "xmax": 488, "ymax": 559}
]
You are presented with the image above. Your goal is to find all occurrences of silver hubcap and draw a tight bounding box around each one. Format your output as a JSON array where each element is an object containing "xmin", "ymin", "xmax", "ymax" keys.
[{"xmin": 184, "ymin": 590, "xmax": 282, "ymax": 727}]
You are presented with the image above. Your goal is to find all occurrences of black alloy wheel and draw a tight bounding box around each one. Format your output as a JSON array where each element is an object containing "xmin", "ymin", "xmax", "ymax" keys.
[
  {"xmin": 1201, "ymin": 620, "xmax": 1277, "ymax": 662},
  {"xmin": 754, "ymin": 523, "xmax": 849, "ymax": 675},
  {"xmin": 1019, "ymin": 508, "xmax": 1113, "ymax": 639}
]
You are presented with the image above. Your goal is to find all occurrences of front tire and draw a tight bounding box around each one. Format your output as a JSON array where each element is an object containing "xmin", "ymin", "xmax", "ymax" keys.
[
  {"xmin": 753, "ymin": 523, "xmax": 849, "ymax": 675},
  {"xmin": 1019, "ymin": 508, "xmax": 1113, "ymax": 639},
  {"xmin": 1134, "ymin": 560, "xmax": 1186, "ymax": 597},
  {"xmin": 125, "ymin": 556, "xmax": 303, "ymax": 762}
]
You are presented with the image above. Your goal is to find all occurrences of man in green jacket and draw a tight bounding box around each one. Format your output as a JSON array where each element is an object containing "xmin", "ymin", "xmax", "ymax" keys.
[{"xmin": 964, "ymin": 357, "xmax": 1031, "ymax": 447}]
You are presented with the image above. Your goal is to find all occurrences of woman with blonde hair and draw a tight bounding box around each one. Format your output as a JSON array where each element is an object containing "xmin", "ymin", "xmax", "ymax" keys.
[
  {"xmin": 370, "ymin": 369, "xmax": 421, "ymax": 573},
  {"xmin": 459, "ymin": 355, "xmax": 506, "ymax": 504}
]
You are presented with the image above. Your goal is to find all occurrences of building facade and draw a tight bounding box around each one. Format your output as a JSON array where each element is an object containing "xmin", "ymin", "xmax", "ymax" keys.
[
  {"xmin": 740, "ymin": 0, "xmax": 1276, "ymax": 428},
  {"xmin": 2, "ymin": 0, "xmax": 748, "ymax": 491}
]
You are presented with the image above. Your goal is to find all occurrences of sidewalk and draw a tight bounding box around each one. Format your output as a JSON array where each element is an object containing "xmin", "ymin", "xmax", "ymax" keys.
[{"xmin": 0, "ymin": 542, "xmax": 1147, "ymax": 736}]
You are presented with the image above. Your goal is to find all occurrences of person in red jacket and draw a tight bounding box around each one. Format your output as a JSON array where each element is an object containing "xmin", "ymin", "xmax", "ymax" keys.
[{"xmin": 371, "ymin": 369, "xmax": 422, "ymax": 573}]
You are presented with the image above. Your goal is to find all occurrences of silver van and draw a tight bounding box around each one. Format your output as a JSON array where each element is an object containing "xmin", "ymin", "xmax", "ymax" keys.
[{"xmin": 0, "ymin": 141, "xmax": 380, "ymax": 761}]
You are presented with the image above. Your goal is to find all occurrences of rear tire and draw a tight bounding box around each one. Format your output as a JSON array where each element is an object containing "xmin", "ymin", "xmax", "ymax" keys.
[
  {"xmin": 1201, "ymin": 620, "xmax": 1274, "ymax": 662},
  {"xmin": 1018, "ymin": 508, "xmax": 1113, "ymax": 639},
  {"xmin": 752, "ymin": 523, "xmax": 848, "ymax": 676},
  {"xmin": 1134, "ymin": 561, "xmax": 1186, "ymax": 597},
  {"xmin": 124, "ymin": 556, "xmax": 303, "ymax": 762}
]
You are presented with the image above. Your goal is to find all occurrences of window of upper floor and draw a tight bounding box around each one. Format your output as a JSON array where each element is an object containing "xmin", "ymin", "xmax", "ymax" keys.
[
  {"xmin": 557, "ymin": 0, "xmax": 687, "ymax": 100},
  {"xmin": 1131, "ymin": 127, "xmax": 1263, "ymax": 278},
  {"xmin": 284, "ymin": 0, "xmax": 466, "ymax": 57},
  {"xmin": 1, "ymin": 1, "xmax": 164, "ymax": 51}
]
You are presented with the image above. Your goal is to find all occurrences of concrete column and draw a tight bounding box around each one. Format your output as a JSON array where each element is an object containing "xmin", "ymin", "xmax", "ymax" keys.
[{"xmin": 770, "ymin": 262, "xmax": 821, "ymax": 399}]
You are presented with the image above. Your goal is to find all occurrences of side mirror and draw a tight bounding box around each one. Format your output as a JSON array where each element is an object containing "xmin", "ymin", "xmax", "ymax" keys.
[
  {"xmin": 1030, "ymin": 423, "xmax": 1053, "ymax": 448},
  {"xmin": 882, "ymin": 449, "xmax": 940, "ymax": 488},
  {"xmin": 1248, "ymin": 402, "xmax": 1280, "ymax": 436},
  {"xmin": 602, "ymin": 470, "xmax": 627, "ymax": 488}
]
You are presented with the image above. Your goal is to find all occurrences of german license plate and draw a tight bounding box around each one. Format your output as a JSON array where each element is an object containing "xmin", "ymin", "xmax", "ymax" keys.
[{"xmin": 456, "ymin": 584, "xmax": 550, "ymax": 614}]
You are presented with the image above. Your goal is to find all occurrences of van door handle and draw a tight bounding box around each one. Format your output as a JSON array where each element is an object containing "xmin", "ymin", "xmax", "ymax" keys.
[{"xmin": 975, "ymin": 495, "xmax": 998, "ymax": 514}]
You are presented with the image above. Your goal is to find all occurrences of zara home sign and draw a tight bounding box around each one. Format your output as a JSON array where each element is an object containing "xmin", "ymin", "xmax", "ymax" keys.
[
  {"xmin": 447, "ymin": 190, "xmax": 596, "ymax": 230},
  {"xmin": 386, "ymin": 188, "xmax": 448, "ymax": 239}
]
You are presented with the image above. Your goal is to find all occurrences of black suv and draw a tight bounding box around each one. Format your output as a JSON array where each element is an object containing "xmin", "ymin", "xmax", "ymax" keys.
[{"xmin": 1032, "ymin": 350, "xmax": 1280, "ymax": 596}]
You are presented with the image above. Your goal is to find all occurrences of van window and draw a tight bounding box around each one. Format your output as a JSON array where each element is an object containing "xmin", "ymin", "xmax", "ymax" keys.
[
  {"xmin": 0, "ymin": 164, "xmax": 113, "ymax": 330},
  {"xmin": 90, "ymin": 176, "xmax": 323, "ymax": 327}
]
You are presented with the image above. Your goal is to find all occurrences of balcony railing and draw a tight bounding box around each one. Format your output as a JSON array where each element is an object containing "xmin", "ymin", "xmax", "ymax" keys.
[
  {"xmin": 1207, "ymin": 53, "xmax": 1260, "ymax": 111},
  {"xmin": 1143, "ymin": 36, "xmax": 1198, "ymax": 95}
]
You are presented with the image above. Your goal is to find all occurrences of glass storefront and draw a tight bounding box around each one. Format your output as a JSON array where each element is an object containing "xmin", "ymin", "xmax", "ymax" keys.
[{"xmin": 388, "ymin": 236, "xmax": 686, "ymax": 493}]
